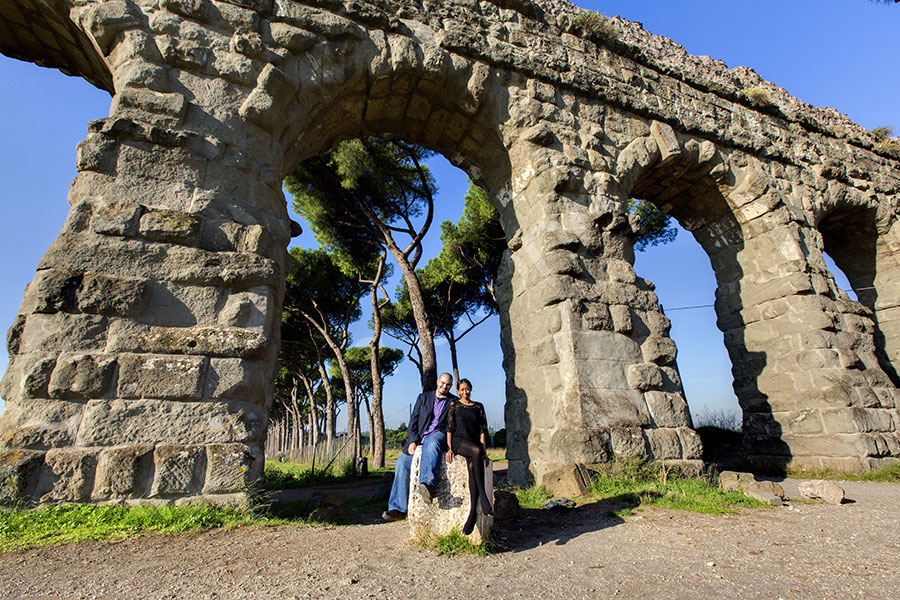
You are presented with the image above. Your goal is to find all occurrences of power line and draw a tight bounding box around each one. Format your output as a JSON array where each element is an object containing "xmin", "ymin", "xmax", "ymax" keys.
[{"xmin": 661, "ymin": 303, "xmax": 714, "ymax": 312}]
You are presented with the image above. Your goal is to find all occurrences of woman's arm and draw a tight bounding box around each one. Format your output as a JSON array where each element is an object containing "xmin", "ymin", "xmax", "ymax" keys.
[{"xmin": 445, "ymin": 401, "xmax": 456, "ymax": 463}]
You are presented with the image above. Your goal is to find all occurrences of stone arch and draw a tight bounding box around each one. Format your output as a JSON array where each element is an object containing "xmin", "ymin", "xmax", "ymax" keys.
[
  {"xmin": 617, "ymin": 118, "xmax": 900, "ymax": 471},
  {"xmin": 1, "ymin": 0, "xmax": 899, "ymax": 504}
]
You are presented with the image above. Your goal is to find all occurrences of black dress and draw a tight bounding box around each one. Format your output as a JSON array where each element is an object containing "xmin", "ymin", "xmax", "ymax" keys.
[{"xmin": 447, "ymin": 400, "xmax": 488, "ymax": 451}]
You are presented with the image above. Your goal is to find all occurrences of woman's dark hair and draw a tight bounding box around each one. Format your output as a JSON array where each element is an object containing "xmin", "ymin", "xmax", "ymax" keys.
[{"xmin": 458, "ymin": 378, "xmax": 473, "ymax": 390}]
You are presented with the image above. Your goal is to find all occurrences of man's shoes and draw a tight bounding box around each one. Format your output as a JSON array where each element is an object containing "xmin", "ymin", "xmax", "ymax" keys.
[
  {"xmin": 381, "ymin": 509, "xmax": 406, "ymax": 522},
  {"xmin": 418, "ymin": 482, "xmax": 436, "ymax": 503}
]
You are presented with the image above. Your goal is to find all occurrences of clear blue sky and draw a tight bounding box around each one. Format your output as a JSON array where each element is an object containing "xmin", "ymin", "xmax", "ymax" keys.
[{"xmin": 0, "ymin": 1, "xmax": 897, "ymax": 431}]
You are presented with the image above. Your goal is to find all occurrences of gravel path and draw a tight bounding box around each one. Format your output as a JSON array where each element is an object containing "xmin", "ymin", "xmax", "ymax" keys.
[{"xmin": 1, "ymin": 479, "xmax": 898, "ymax": 599}]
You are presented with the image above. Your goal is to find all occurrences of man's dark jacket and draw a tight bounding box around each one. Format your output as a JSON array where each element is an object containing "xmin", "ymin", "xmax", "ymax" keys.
[{"xmin": 403, "ymin": 390, "xmax": 456, "ymax": 454}]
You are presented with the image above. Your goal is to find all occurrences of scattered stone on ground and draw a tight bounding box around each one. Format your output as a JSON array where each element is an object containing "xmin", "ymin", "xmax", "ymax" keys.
[
  {"xmin": 491, "ymin": 490, "xmax": 520, "ymax": 520},
  {"xmin": 542, "ymin": 463, "xmax": 591, "ymax": 498},
  {"xmin": 798, "ymin": 479, "xmax": 846, "ymax": 505}
]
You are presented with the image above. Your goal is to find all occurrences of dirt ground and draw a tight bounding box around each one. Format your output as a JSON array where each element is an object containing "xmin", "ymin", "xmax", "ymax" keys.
[{"xmin": 1, "ymin": 478, "xmax": 898, "ymax": 600}]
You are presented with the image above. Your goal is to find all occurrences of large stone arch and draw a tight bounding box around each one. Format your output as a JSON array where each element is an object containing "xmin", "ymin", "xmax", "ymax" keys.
[{"xmin": 1, "ymin": 0, "xmax": 898, "ymax": 504}]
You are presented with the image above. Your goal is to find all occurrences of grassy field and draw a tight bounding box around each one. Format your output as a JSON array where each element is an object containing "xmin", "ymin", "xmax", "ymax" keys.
[
  {"xmin": 512, "ymin": 459, "xmax": 764, "ymax": 516},
  {"xmin": 0, "ymin": 503, "xmax": 284, "ymax": 553}
]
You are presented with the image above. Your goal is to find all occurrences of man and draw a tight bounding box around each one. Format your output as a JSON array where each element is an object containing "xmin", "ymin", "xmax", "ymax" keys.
[{"xmin": 382, "ymin": 372, "xmax": 456, "ymax": 521}]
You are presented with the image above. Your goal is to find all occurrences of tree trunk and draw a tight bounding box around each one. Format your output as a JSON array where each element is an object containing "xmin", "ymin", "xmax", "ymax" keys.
[
  {"xmin": 313, "ymin": 340, "xmax": 335, "ymax": 452},
  {"xmin": 369, "ymin": 252, "xmax": 387, "ymax": 467},
  {"xmin": 448, "ymin": 331, "xmax": 460, "ymax": 387},
  {"xmin": 303, "ymin": 311, "xmax": 357, "ymax": 472},
  {"xmin": 356, "ymin": 202, "xmax": 436, "ymax": 391},
  {"xmin": 392, "ymin": 246, "xmax": 436, "ymax": 389},
  {"xmin": 362, "ymin": 393, "xmax": 374, "ymax": 458}
]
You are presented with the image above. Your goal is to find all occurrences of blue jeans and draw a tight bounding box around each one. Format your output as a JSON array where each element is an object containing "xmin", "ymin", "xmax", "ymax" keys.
[{"xmin": 387, "ymin": 431, "xmax": 446, "ymax": 513}]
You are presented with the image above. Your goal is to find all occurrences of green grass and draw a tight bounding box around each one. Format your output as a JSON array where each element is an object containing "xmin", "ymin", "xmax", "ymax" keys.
[
  {"xmin": 0, "ymin": 503, "xmax": 284, "ymax": 553},
  {"xmin": 510, "ymin": 460, "xmax": 763, "ymax": 517},
  {"xmin": 261, "ymin": 459, "xmax": 392, "ymax": 489},
  {"xmin": 571, "ymin": 11, "xmax": 619, "ymax": 39},
  {"xmin": 787, "ymin": 462, "xmax": 900, "ymax": 483},
  {"xmin": 587, "ymin": 459, "xmax": 762, "ymax": 514},
  {"xmin": 418, "ymin": 529, "xmax": 492, "ymax": 557},
  {"xmin": 743, "ymin": 87, "xmax": 773, "ymax": 106},
  {"xmin": 510, "ymin": 484, "xmax": 553, "ymax": 509}
]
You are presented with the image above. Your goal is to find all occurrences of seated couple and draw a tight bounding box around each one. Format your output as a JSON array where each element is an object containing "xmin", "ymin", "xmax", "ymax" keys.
[{"xmin": 382, "ymin": 372, "xmax": 493, "ymax": 535}]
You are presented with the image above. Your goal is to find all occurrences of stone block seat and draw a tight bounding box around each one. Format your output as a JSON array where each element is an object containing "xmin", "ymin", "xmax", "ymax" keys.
[{"xmin": 407, "ymin": 446, "xmax": 493, "ymax": 545}]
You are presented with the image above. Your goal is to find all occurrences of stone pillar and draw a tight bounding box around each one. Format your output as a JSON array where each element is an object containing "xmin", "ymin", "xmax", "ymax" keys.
[
  {"xmin": 407, "ymin": 447, "xmax": 493, "ymax": 545},
  {"xmin": 868, "ymin": 223, "xmax": 900, "ymax": 383},
  {"xmin": 725, "ymin": 186, "xmax": 900, "ymax": 471},
  {"xmin": 499, "ymin": 128, "xmax": 700, "ymax": 486},
  {"xmin": 0, "ymin": 3, "xmax": 292, "ymax": 503}
]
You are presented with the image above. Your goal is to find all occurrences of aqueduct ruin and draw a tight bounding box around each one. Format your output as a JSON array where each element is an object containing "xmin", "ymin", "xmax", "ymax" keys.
[{"xmin": 1, "ymin": 0, "xmax": 899, "ymax": 504}]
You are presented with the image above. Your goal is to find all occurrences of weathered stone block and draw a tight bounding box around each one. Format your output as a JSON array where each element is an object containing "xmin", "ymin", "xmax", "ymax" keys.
[
  {"xmin": 609, "ymin": 426, "xmax": 647, "ymax": 458},
  {"xmin": 541, "ymin": 463, "xmax": 590, "ymax": 497},
  {"xmin": 649, "ymin": 120, "xmax": 681, "ymax": 164},
  {"xmin": 93, "ymin": 445, "xmax": 154, "ymax": 499},
  {"xmin": 81, "ymin": 0, "xmax": 143, "ymax": 54},
  {"xmin": 745, "ymin": 487, "xmax": 782, "ymax": 506},
  {"xmin": 205, "ymin": 358, "xmax": 271, "ymax": 402},
  {"xmin": 239, "ymin": 89, "xmax": 280, "ymax": 131},
  {"xmin": 748, "ymin": 480, "xmax": 785, "ymax": 499},
  {"xmin": 580, "ymin": 389, "xmax": 652, "ymax": 429},
  {"xmin": 107, "ymin": 322, "xmax": 270, "ymax": 358},
  {"xmin": 6, "ymin": 314, "xmax": 26, "ymax": 355},
  {"xmin": 626, "ymin": 363, "xmax": 664, "ymax": 391},
  {"xmin": 798, "ymin": 479, "xmax": 844, "ymax": 505},
  {"xmin": 154, "ymin": 35, "xmax": 210, "ymax": 71},
  {"xmin": 48, "ymin": 352, "xmax": 117, "ymax": 399},
  {"xmin": 17, "ymin": 313, "xmax": 108, "ymax": 354},
  {"xmin": 492, "ymin": 489, "xmax": 520, "ymax": 520},
  {"xmin": 77, "ymin": 273, "xmax": 151, "ymax": 316},
  {"xmin": 610, "ymin": 304, "xmax": 632, "ymax": 333},
  {"xmin": 11, "ymin": 354, "xmax": 58, "ymax": 399},
  {"xmin": 719, "ymin": 470, "xmax": 756, "ymax": 493},
  {"xmin": 139, "ymin": 210, "xmax": 201, "ymax": 245},
  {"xmin": 677, "ymin": 427, "xmax": 703, "ymax": 459},
  {"xmin": 76, "ymin": 399, "xmax": 266, "ymax": 445},
  {"xmin": 150, "ymin": 444, "xmax": 205, "ymax": 496},
  {"xmin": 546, "ymin": 427, "xmax": 613, "ymax": 464},
  {"xmin": 202, "ymin": 443, "xmax": 261, "ymax": 493},
  {"xmin": 644, "ymin": 391, "xmax": 691, "ymax": 428},
  {"xmin": 267, "ymin": 22, "xmax": 317, "ymax": 53},
  {"xmin": 91, "ymin": 199, "xmax": 143, "ymax": 236},
  {"xmin": 216, "ymin": 288, "xmax": 271, "ymax": 328},
  {"xmin": 0, "ymin": 399, "xmax": 84, "ymax": 448},
  {"xmin": 160, "ymin": 0, "xmax": 208, "ymax": 20},
  {"xmin": 644, "ymin": 428, "xmax": 681, "ymax": 460},
  {"xmin": 32, "ymin": 270, "xmax": 83, "ymax": 314},
  {"xmin": 210, "ymin": 50, "xmax": 256, "ymax": 87},
  {"xmin": 117, "ymin": 354, "xmax": 208, "ymax": 400},
  {"xmin": 76, "ymin": 133, "xmax": 118, "ymax": 173},
  {"xmin": 407, "ymin": 447, "xmax": 493, "ymax": 545},
  {"xmin": 0, "ymin": 449, "xmax": 44, "ymax": 504},
  {"xmin": 641, "ymin": 335, "xmax": 677, "ymax": 365},
  {"xmin": 35, "ymin": 448, "xmax": 98, "ymax": 503}
]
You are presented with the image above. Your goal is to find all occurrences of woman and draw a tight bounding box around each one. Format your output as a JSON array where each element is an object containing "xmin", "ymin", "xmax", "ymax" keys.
[{"xmin": 445, "ymin": 378, "xmax": 493, "ymax": 534}]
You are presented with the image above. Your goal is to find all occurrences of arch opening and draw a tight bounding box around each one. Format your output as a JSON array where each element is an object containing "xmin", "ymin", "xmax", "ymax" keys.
[
  {"xmin": 272, "ymin": 142, "xmax": 508, "ymax": 468},
  {"xmin": 817, "ymin": 207, "xmax": 900, "ymax": 386},
  {"xmin": 627, "ymin": 152, "xmax": 767, "ymax": 465}
]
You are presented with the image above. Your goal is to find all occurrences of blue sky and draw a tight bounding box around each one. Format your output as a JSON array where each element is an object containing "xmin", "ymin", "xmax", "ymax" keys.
[{"xmin": 0, "ymin": 1, "xmax": 897, "ymax": 431}]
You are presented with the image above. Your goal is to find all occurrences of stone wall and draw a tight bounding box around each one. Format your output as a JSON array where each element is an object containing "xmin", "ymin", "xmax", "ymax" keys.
[{"xmin": 0, "ymin": 0, "xmax": 898, "ymax": 503}]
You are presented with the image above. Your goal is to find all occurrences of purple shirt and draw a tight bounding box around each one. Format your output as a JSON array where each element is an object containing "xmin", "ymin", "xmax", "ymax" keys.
[{"xmin": 420, "ymin": 394, "xmax": 448, "ymax": 440}]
